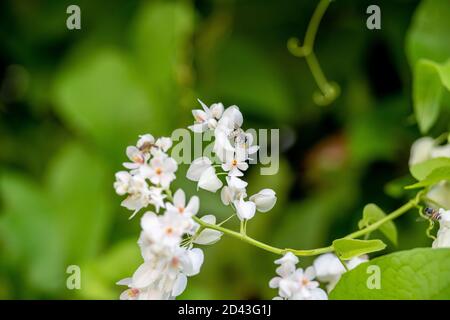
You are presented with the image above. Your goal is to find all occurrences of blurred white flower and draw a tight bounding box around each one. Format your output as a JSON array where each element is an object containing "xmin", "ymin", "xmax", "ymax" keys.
[
  {"xmin": 123, "ymin": 146, "xmax": 149, "ymax": 170},
  {"xmin": 409, "ymin": 137, "xmax": 435, "ymax": 166}
]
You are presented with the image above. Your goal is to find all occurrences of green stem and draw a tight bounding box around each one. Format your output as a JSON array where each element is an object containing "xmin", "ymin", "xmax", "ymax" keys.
[
  {"xmin": 287, "ymin": 0, "xmax": 338, "ymax": 104},
  {"xmin": 193, "ymin": 199, "xmax": 417, "ymax": 257},
  {"xmin": 345, "ymin": 200, "xmax": 416, "ymax": 239}
]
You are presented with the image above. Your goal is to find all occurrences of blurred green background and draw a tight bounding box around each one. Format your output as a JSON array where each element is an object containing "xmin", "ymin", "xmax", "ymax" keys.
[{"xmin": 0, "ymin": 0, "xmax": 447, "ymax": 299}]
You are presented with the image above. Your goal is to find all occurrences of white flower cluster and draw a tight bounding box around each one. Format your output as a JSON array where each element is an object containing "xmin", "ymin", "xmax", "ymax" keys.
[
  {"xmin": 187, "ymin": 100, "xmax": 277, "ymax": 221},
  {"xmin": 114, "ymin": 134, "xmax": 176, "ymax": 219},
  {"xmin": 114, "ymin": 134, "xmax": 222, "ymax": 299},
  {"xmin": 432, "ymin": 208, "xmax": 450, "ymax": 249},
  {"xmin": 410, "ymin": 137, "xmax": 450, "ymax": 209},
  {"xmin": 269, "ymin": 252, "xmax": 367, "ymax": 299}
]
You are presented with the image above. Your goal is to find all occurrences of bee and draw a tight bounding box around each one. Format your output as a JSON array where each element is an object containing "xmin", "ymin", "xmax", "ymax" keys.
[
  {"xmin": 424, "ymin": 207, "xmax": 441, "ymax": 221},
  {"xmin": 138, "ymin": 142, "xmax": 155, "ymax": 153}
]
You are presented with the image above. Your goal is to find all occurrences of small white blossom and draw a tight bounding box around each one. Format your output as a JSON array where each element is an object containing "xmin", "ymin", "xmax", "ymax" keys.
[
  {"xmin": 249, "ymin": 189, "xmax": 277, "ymax": 213},
  {"xmin": 166, "ymin": 189, "xmax": 199, "ymax": 218},
  {"xmin": 188, "ymin": 100, "xmax": 224, "ymax": 133},
  {"xmin": 114, "ymin": 171, "xmax": 132, "ymax": 195},
  {"xmin": 154, "ymin": 137, "xmax": 173, "ymax": 152},
  {"xmin": 269, "ymin": 252, "xmax": 327, "ymax": 300},
  {"xmin": 234, "ymin": 196, "xmax": 256, "ymax": 221},
  {"xmin": 186, "ymin": 157, "xmax": 213, "ymax": 181},
  {"xmin": 141, "ymin": 156, "xmax": 177, "ymax": 188},
  {"xmin": 197, "ymin": 166, "xmax": 223, "ymax": 192},
  {"xmin": 193, "ymin": 215, "xmax": 223, "ymax": 245},
  {"xmin": 123, "ymin": 146, "xmax": 149, "ymax": 170},
  {"xmin": 221, "ymin": 176, "xmax": 248, "ymax": 205},
  {"xmin": 221, "ymin": 148, "xmax": 249, "ymax": 177},
  {"xmin": 313, "ymin": 253, "xmax": 368, "ymax": 292}
]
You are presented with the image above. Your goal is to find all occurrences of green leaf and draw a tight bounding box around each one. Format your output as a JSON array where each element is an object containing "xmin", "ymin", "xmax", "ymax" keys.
[
  {"xmin": 406, "ymin": 166, "xmax": 450, "ymax": 189},
  {"xmin": 333, "ymin": 239, "xmax": 386, "ymax": 260},
  {"xmin": 330, "ymin": 248, "xmax": 450, "ymax": 299},
  {"xmin": 77, "ymin": 239, "xmax": 142, "ymax": 299},
  {"xmin": 53, "ymin": 48, "xmax": 163, "ymax": 156},
  {"xmin": 413, "ymin": 59, "xmax": 444, "ymax": 133},
  {"xmin": 130, "ymin": 1, "xmax": 194, "ymax": 113},
  {"xmin": 358, "ymin": 204, "xmax": 397, "ymax": 246},
  {"xmin": 410, "ymin": 157, "xmax": 450, "ymax": 181},
  {"xmin": 406, "ymin": 0, "xmax": 450, "ymax": 67},
  {"xmin": 205, "ymin": 39, "xmax": 293, "ymax": 122},
  {"xmin": 0, "ymin": 173, "xmax": 64, "ymax": 293},
  {"xmin": 45, "ymin": 142, "xmax": 113, "ymax": 262}
]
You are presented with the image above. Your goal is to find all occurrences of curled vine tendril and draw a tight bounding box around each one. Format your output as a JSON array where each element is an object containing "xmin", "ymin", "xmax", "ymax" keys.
[{"xmin": 288, "ymin": 0, "xmax": 340, "ymax": 106}]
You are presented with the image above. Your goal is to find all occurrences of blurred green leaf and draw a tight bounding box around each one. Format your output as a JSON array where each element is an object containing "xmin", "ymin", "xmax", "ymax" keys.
[
  {"xmin": 45, "ymin": 142, "xmax": 113, "ymax": 263},
  {"xmin": 410, "ymin": 157, "xmax": 450, "ymax": 180},
  {"xmin": 406, "ymin": 0, "xmax": 450, "ymax": 67},
  {"xmin": 53, "ymin": 48, "xmax": 162, "ymax": 155},
  {"xmin": 333, "ymin": 239, "xmax": 386, "ymax": 260},
  {"xmin": 330, "ymin": 248, "xmax": 450, "ymax": 299},
  {"xmin": 413, "ymin": 59, "xmax": 444, "ymax": 133},
  {"xmin": 204, "ymin": 39, "xmax": 293, "ymax": 122},
  {"xmin": 0, "ymin": 173, "xmax": 64, "ymax": 293},
  {"xmin": 130, "ymin": 0, "xmax": 194, "ymax": 116},
  {"xmin": 78, "ymin": 238, "xmax": 141, "ymax": 300},
  {"xmin": 358, "ymin": 204, "xmax": 397, "ymax": 246}
]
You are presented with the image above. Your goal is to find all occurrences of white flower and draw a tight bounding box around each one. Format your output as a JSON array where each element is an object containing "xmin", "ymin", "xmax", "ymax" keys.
[
  {"xmin": 234, "ymin": 196, "xmax": 256, "ymax": 221},
  {"xmin": 166, "ymin": 189, "xmax": 199, "ymax": 218},
  {"xmin": 114, "ymin": 171, "xmax": 132, "ymax": 195},
  {"xmin": 409, "ymin": 137, "xmax": 435, "ymax": 166},
  {"xmin": 129, "ymin": 247, "xmax": 204, "ymax": 299},
  {"xmin": 187, "ymin": 158, "xmax": 223, "ymax": 193},
  {"xmin": 137, "ymin": 134, "xmax": 155, "ymax": 152},
  {"xmin": 123, "ymin": 146, "xmax": 149, "ymax": 170},
  {"xmin": 313, "ymin": 253, "xmax": 368, "ymax": 292},
  {"xmin": 188, "ymin": 100, "xmax": 223, "ymax": 133},
  {"xmin": 198, "ymin": 166, "xmax": 223, "ymax": 192},
  {"xmin": 290, "ymin": 267, "xmax": 327, "ymax": 300},
  {"xmin": 148, "ymin": 187, "xmax": 166, "ymax": 213},
  {"xmin": 120, "ymin": 175, "xmax": 151, "ymax": 218},
  {"xmin": 427, "ymin": 182, "xmax": 450, "ymax": 210},
  {"xmin": 269, "ymin": 252, "xmax": 327, "ymax": 300},
  {"xmin": 221, "ymin": 148, "xmax": 249, "ymax": 177},
  {"xmin": 186, "ymin": 157, "xmax": 213, "ymax": 181},
  {"xmin": 154, "ymin": 137, "xmax": 173, "ymax": 152},
  {"xmin": 217, "ymin": 105, "xmax": 243, "ymax": 132},
  {"xmin": 141, "ymin": 156, "xmax": 178, "ymax": 188},
  {"xmin": 249, "ymin": 189, "xmax": 277, "ymax": 212},
  {"xmin": 221, "ymin": 176, "xmax": 248, "ymax": 205},
  {"xmin": 432, "ymin": 209, "xmax": 450, "ymax": 248},
  {"xmin": 193, "ymin": 215, "xmax": 223, "ymax": 245},
  {"xmin": 210, "ymin": 103, "xmax": 224, "ymax": 119}
]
